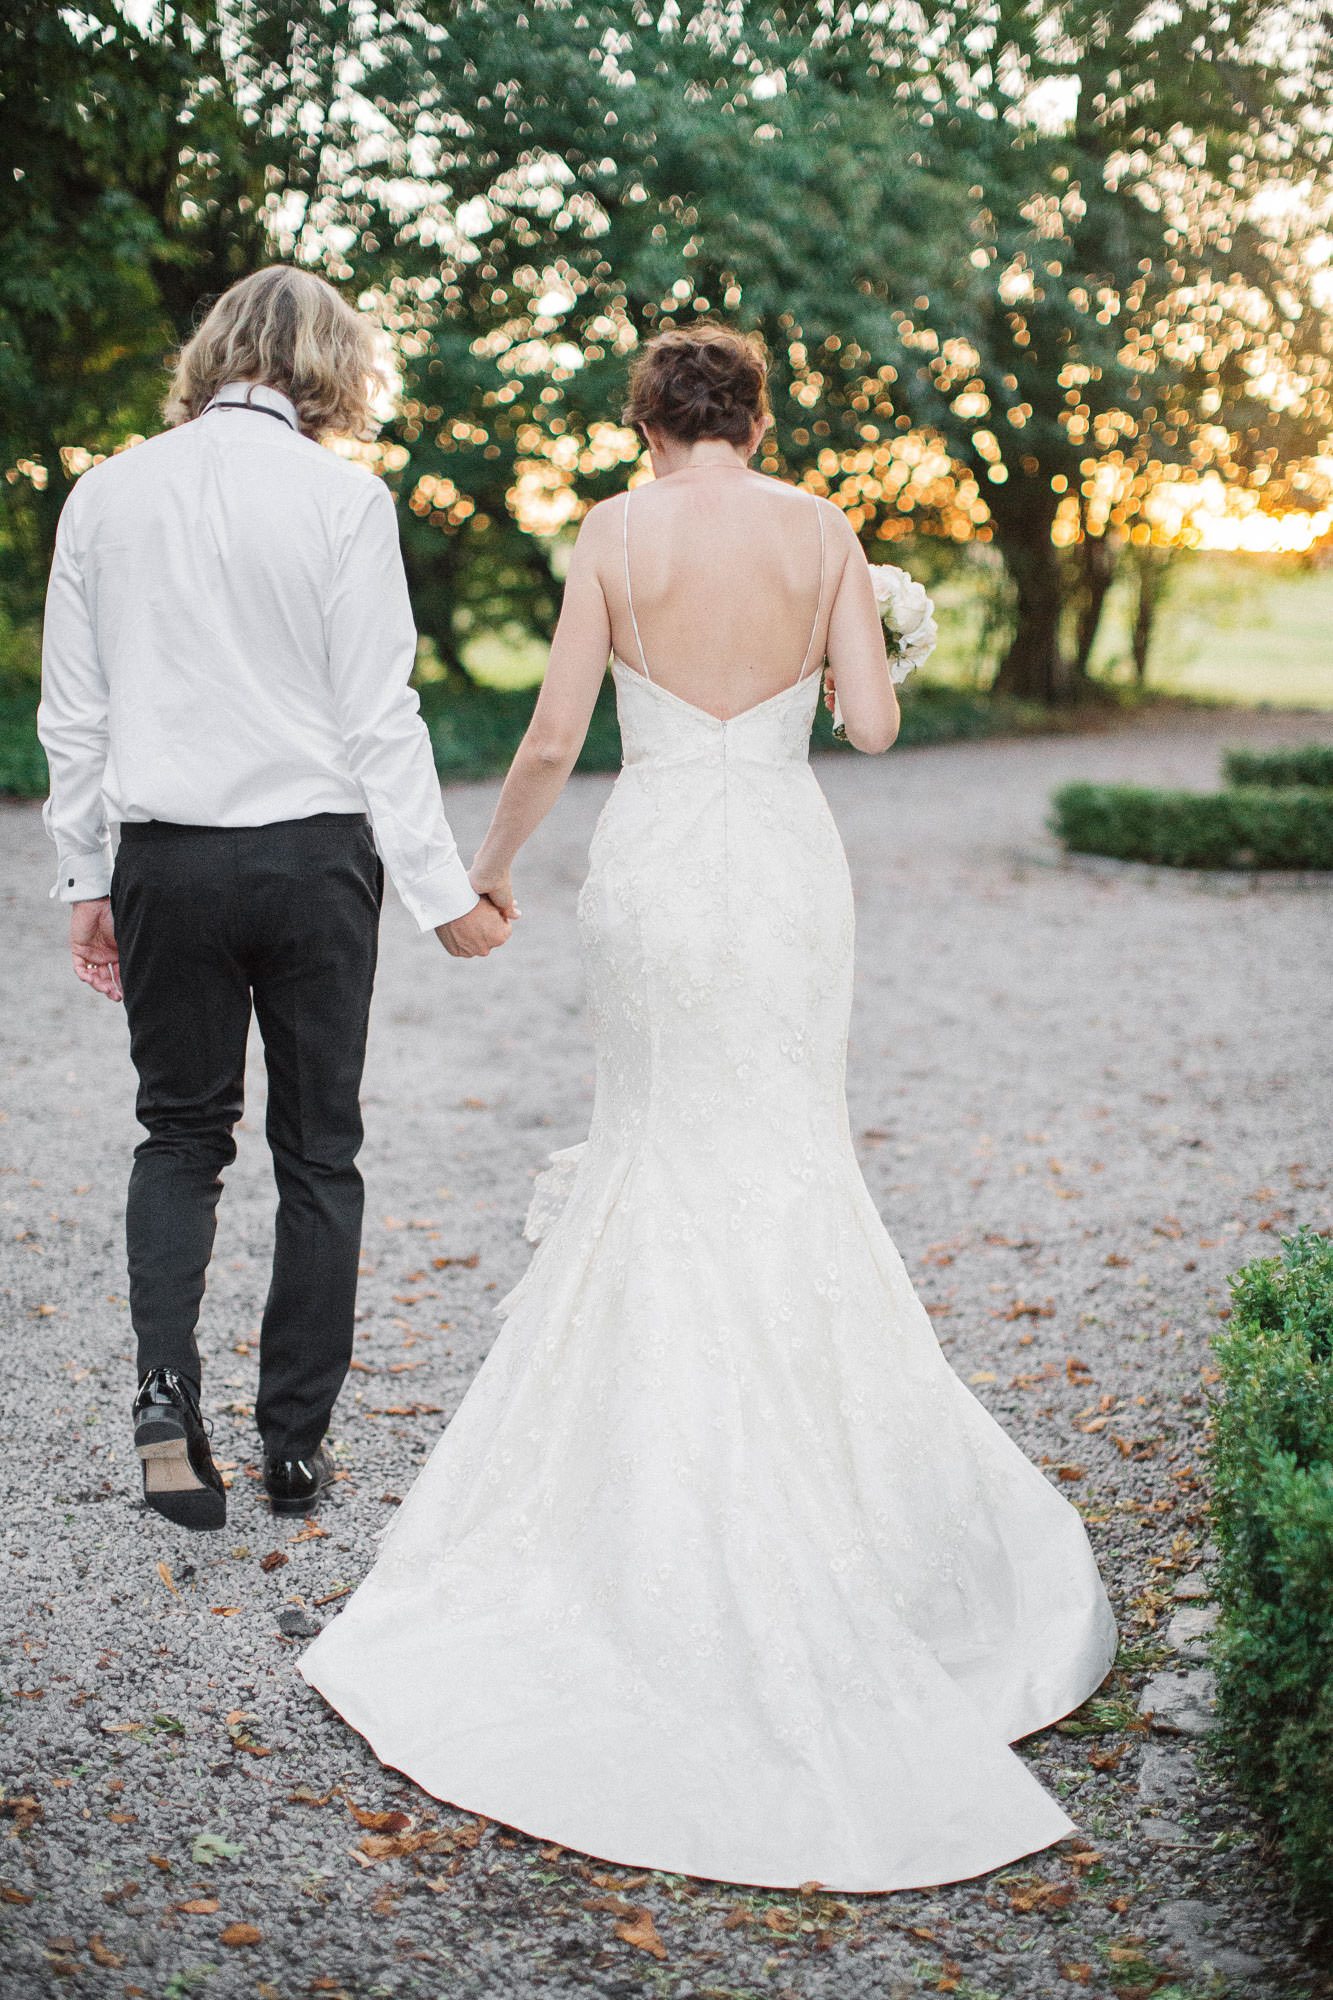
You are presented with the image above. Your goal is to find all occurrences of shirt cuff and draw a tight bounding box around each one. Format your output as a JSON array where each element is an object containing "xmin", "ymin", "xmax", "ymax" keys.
[
  {"xmin": 395, "ymin": 855, "xmax": 480, "ymax": 932},
  {"xmin": 51, "ymin": 847, "xmax": 113, "ymax": 903}
]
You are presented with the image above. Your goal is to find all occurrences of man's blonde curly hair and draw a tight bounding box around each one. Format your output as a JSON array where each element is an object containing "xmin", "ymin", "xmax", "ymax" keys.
[{"xmin": 165, "ymin": 266, "xmax": 390, "ymax": 440}]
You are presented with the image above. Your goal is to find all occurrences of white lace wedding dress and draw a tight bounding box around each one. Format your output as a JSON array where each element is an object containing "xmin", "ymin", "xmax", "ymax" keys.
[{"xmin": 301, "ymin": 507, "xmax": 1117, "ymax": 1890}]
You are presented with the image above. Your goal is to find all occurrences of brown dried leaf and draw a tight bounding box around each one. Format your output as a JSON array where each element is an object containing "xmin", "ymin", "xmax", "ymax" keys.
[
  {"xmin": 1060, "ymin": 1965, "xmax": 1092, "ymax": 1985},
  {"xmin": 177, "ymin": 1898, "xmax": 219, "ymax": 1915},
  {"xmin": 259, "ymin": 1551, "xmax": 288, "ymax": 1573},
  {"xmin": 723, "ymin": 1906, "xmax": 751, "ymax": 1930},
  {"xmin": 87, "ymin": 1935, "xmax": 125, "ymax": 1968},
  {"xmin": 613, "ymin": 1909, "xmax": 666, "ymax": 1960},
  {"xmin": 220, "ymin": 1923, "xmax": 262, "ymax": 1947},
  {"xmin": 348, "ymin": 1805, "xmax": 413, "ymax": 1835},
  {"xmin": 0, "ymin": 1886, "xmax": 33, "ymax": 1905},
  {"xmin": 1007, "ymin": 1879, "xmax": 1075, "ymax": 1914},
  {"xmin": 582, "ymin": 1893, "xmax": 637, "ymax": 1918},
  {"xmin": 148, "ymin": 1855, "xmax": 171, "ymax": 1872},
  {"xmin": 157, "ymin": 1562, "xmax": 179, "ymax": 1598},
  {"xmin": 292, "ymin": 1518, "xmax": 329, "ymax": 1543}
]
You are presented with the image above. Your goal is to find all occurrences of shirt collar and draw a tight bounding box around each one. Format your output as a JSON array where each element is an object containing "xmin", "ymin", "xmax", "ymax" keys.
[{"xmin": 205, "ymin": 381, "xmax": 301, "ymax": 431}]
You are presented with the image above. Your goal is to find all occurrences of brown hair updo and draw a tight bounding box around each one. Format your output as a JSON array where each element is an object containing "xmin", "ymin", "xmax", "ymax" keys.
[{"xmin": 623, "ymin": 325, "xmax": 769, "ymax": 447}]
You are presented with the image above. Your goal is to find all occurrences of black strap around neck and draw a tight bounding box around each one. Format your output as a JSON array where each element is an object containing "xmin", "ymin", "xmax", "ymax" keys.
[{"xmin": 206, "ymin": 396, "xmax": 297, "ymax": 431}]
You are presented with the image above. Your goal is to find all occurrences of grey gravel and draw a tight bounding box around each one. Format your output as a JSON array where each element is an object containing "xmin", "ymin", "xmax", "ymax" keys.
[{"xmin": 3, "ymin": 702, "xmax": 1333, "ymax": 1998}]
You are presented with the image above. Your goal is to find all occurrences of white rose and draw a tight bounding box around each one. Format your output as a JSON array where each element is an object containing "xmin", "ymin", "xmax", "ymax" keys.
[{"xmin": 867, "ymin": 564, "xmax": 937, "ymax": 683}]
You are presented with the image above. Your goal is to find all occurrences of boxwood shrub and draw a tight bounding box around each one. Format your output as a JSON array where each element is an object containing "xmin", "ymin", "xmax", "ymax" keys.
[
  {"xmin": 1223, "ymin": 744, "xmax": 1333, "ymax": 791},
  {"xmin": 1050, "ymin": 782, "xmax": 1333, "ymax": 870},
  {"xmin": 1208, "ymin": 1229, "xmax": 1333, "ymax": 1919}
]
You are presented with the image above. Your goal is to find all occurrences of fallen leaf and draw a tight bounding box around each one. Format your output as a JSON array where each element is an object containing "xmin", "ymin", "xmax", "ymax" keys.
[
  {"xmin": 101, "ymin": 1721, "xmax": 139, "ymax": 1735},
  {"xmin": 1105, "ymin": 1252, "xmax": 1130, "ymax": 1268},
  {"xmin": 1057, "ymin": 1465, "xmax": 1085, "ymax": 1481},
  {"xmin": 209, "ymin": 1607, "xmax": 242, "ymax": 1617},
  {"xmin": 723, "ymin": 1906, "xmax": 750, "ymax": 1930},
  {"xmin": 1089, "ymin": 1744, "xmax": 1126, "ymax": 1772},
  {"xmin": 1108, "ymin": 1894, "xmax": 1132, "ymax": 1913},
  {"xmin": 1008, "ymin": 1879, "xmax": 1075, "ymax": 1913},
  {"xmin": 347, "ymin": 1805, "xmax": 413, "ymax": 1835},
  {"xmin": 148, "ymin": 1855, "xmax": 171, "ymax": 1872},
  {"xmin": 287, "ymin": 1786, "xmax": 338, "ymax": 1807},
  {"xmin": 292, "ymin": 1519, "xmax": 329, "ymax": 1543},
  {"xmin": 613, "ymin": 1909, "xmax": 666, "ymax": 1961},
  {"xmin": 0, "ymin": 1797, "xmax": 42, "ymax": 1830},
  {"xmin": 87, "ymin": 1935, "xmax": 125, "ymax": 1969},
  {"xmin": 192, "ymin": 1834, "xmax": 243, "ymax": 1865},
  {"xmin": 220, "ymin": 1923, "xmax": 262, "ymax": 1947},
  {"xmin": 259, "ymin": 1551, "xmax": 288, "ymax": 1573},
  {"xmin": 177, "ymin": 1898, "xmax": 219, "ymax": 1915},
  {"xmin": 0, "ymin": 1886, "xmax": 33, "ymax": 1905},
  {"xmin": 1060, "ymin": 1965, "xmax": 1092, "ymax": 1984},
  {"xmin": 157, "ymin": 1562, "xmax": 179, "ymax": 1598},
  {"xmin": 1066, "ymin": 1356, "xmax": 1092, "ymax": 1380},
  {"xmin": 1065, "ymin": 1848, "xmax": 1104, "ymax": 1870},
  {"xmin": 108, "ymin": 1811, "xmax": 137, "ymax": 1826},
  {"xmin": 1003, "ymin": 1298, "xmax": 1055, "ymax": 1320},
  {"xmin": 314, "ymin": 1585, "xmax": 353, "ymax": 1607},
  {"xmin": 761, "ymin": 1907, "xmax": 797, "ymax": 1933},
  {"xmin": 432, "ymin": 1254, "xmax": 479, "ymax": 1270},
  {"xmin": 969, "ymin": 1371, "xmax": 996, "ymax": 1385},
  {"xmin": 583, "ymin": 1892, "xmax": 638, "ymax": 1918}
]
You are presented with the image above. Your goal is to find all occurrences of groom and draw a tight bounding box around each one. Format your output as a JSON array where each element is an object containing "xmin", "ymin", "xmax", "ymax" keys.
[{"xmin": 38, "ymin": 266, "xmax": 510, "ymax": 1531}]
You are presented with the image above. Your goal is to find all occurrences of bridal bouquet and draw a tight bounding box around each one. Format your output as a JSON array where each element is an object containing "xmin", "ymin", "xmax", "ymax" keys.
[{"xmin": 831, "ymin": 563, "xmax": 938, "ymax": 740}]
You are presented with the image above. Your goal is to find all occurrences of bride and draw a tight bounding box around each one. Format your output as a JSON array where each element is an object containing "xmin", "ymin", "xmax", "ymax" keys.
[{"xmin": 301, "ymin": 325, "xmax": 1117, "ymax": 1891}]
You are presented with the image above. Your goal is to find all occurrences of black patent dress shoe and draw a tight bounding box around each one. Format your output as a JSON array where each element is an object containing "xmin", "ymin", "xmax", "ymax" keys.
[
  {"xmin": 263, "ymin": 1443, "xmax": 334, "ymax": 1516},
  {"xmin": 132, "ymin": 1368, "xmax": 226, "ymax": 1530}
]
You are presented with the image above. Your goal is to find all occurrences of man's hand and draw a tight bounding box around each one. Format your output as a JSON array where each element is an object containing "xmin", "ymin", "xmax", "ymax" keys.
[
  {"xmin": 70, "ymin": 899, "xmax": 122, "ymax": 1002},
  {"xmin": 435, "ymin": 897, "xmax": 512, "ymax": 959}
]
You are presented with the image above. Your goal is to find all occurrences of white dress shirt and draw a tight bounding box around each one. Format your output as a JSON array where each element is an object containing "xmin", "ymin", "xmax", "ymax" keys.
[{"xmin": 38, "ymin": 381, "xmax": 477, "ymax": 930}]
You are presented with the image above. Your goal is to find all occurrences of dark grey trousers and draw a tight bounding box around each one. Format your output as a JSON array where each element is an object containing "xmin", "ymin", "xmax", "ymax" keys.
[{"xmin": 111, "ymin": 813, "xmax": 382, "ymax": 1460}]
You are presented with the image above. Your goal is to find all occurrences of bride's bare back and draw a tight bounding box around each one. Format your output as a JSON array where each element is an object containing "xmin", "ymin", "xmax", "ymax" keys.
[
  {"xmin": 469, "ymin": 411, "xmax": 898, "ymax": 915},
  {"xmin": 605, "ymin": 467, "xmax": 828, "ymax": 719}
]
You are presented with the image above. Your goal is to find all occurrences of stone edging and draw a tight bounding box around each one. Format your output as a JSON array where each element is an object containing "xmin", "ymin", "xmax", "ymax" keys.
[{"xmin": 1014, "ymin": 845, "xmax": 1333, "ymax": 893}]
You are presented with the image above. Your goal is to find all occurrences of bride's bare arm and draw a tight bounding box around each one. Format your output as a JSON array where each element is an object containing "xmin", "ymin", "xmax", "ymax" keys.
[
  {"xmin": 822, "ymin": 510, "xmax": 900, "ymax": 754},
  {"xmin": 469, "ymin": 504, "xmax": 617, "ymax": 914}
]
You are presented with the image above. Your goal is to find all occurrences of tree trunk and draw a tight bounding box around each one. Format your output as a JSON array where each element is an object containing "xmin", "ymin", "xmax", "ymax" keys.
[
  {"xmin": 1131, "ymin": 546, "xmax": 1174, "ymax": 687},
  {"xmin": 990, "ymin": 501, "xmax": 1086, "ymax": 703},
  {"xmin": 1073, "ymin": 528, "xmax": 1120, "ymax": 678}
]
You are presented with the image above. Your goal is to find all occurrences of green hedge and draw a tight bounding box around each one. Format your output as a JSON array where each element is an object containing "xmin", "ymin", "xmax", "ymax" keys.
[
  {"xmin": 1209, "ymin": 1229, "xmax": 1333, "ymax": 1919},
  {"xmin": 1051, "ymin": 781, "xmax": 1333, "ymax": 869},
  {"xmin": 1223, "ymin": 744, "xmax": 1333, "ymax": 790}
]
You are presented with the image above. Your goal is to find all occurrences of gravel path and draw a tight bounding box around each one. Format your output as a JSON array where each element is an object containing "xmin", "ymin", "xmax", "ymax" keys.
[{"xmin": 3, "ymin": 706, "xmax": 1333, "ymax": 2000}]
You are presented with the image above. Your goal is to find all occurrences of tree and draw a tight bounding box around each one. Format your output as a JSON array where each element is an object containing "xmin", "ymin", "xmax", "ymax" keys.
[
  {"xmin": 830, "ymin": 0, "xmax": 1333, "ymax": 698},
  {"xmin": 0, "ymin": 0, "xmax": 376, "ymax": 622},
  {"xmin": 338, "ymin": 0, "xmax": 962, "ymax": 669}
]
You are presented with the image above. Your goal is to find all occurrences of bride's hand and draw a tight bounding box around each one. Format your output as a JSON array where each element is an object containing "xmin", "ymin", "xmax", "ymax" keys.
[
  {"xmin": 822, "ymin": 666, "xmax": 837, "ymax": 716},
  {"xmin": 470, "ymin": 863, "xmax": 519, "ymax": 922}
]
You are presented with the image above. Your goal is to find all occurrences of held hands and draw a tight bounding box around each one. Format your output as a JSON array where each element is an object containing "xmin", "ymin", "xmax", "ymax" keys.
[
  {"xmin": 435, "ymin": 895, "xmax": 513, "ymax": 959},
  {"xmin": 70, "ymin": 899, "xmax": 122, "ymax": 1002}
]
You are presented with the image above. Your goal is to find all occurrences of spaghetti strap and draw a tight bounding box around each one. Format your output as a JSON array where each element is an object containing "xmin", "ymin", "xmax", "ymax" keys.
[
  {"xmin": 793, "ymin": 492, "xmax": 827, "ymax": 686},
  {"xmin": 623, "ymin": 490, "xmax": 652, "ymax": 683}
]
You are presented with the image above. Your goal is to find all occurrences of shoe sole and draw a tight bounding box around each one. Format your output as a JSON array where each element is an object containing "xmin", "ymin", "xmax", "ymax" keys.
[
  {"xmin": 266, "ymin": 1485, "xmax": 326, "ymax": 1517},
  {"xmin": 138, "ymin": 1438, "xmax": 226, "ymax": 1531}
]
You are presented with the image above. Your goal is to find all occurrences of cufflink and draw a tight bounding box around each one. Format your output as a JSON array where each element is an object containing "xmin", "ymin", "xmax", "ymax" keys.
[{"xmin": 67, "ymin": 878, "xmax": 74, "ymax": 888}]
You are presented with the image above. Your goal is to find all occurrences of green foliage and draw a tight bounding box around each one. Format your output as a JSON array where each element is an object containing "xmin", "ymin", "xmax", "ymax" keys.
[
  {"xmin": 0, "ymin": 686, "xmax": 43, "ymax": 796},
  {"xmin": 1050, "ymin": 782, "xmax": 1333, "ymax": 870},
  {"xmin": 1208, "ymin": 1229, "xmax": 1333, "ymax": 1918},
  {"xmin": 1223, "ymin": 745, "xmax": 1333, "ymax": 791}
]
